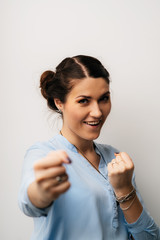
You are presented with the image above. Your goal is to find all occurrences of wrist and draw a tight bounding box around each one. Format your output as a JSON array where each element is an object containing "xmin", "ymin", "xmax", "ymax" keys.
[
  {"xmin": 115, "ymin": 187, "xmax": 136, "ymax": 204},
  {"xmin": 114, "ymin": 185, "xmax": 133, "ymax": 198},
  {"xmin": 28, "ymin": 182, "xmax": 52, "ymax": 209}
]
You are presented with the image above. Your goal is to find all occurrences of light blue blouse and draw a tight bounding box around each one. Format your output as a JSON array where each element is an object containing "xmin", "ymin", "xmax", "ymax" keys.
[{"xmin": 18, "ymin": 134, "xmax": 160, "ymax": 240}]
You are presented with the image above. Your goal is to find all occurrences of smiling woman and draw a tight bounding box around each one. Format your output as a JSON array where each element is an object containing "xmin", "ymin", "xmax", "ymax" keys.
[
  {"xmin": 54, "ymin": 76, "xmax": 111, "ymax": 143},
  {"xmin": 18, "ymin": 55, "xmax": 160, "ymax": 240}
]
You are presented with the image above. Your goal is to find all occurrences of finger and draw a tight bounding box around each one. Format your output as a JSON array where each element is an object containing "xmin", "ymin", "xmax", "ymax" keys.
[
  {"xmin": 111, "ymin": 161, "xmax": 118, "ymax": 169},
  {"xmin": 115, "ymin": 155, "xmax": 124, "ymax": 163},
  {"xmin": 107, "ymin": 162, "xmax": 112, "ymax": 172},
  {"xmin": 120, "ymin": 152, "xmax": 134, "ymax": 168},
  {"xmin": 110, "ymin": 158, "xmax": 120, "ymax": 168},
  {"xmin": 55, "ymin": 174, "xmax": 68, "ymax": 185},
  {"xmin": 115, "ymin": 160, "xmax": 126, "ymax": 172},
  {"xmin": 41, "ymin": 174, "xmax": 68, "ymax": 190},
  {"xmin": 109, "ymin": 158, "xmax": 125, "ymax": 172},
  {"xmin": 51, "ymin": 181, "xmax": 71, "ymax": 199},
  {"xmin": 107, "ymin": 162, "xmax": 117, "ymax": 176},
  {"xmin": 114, "ymin": 152, "xmax": 120, "ymax": 157},
  {"xmin": 34, "ymin": 150, "xmax": 71, "ymax": 169},
  {"xmin": 35, "ymin": 165, "xmax": 67, "ymax": 182}
]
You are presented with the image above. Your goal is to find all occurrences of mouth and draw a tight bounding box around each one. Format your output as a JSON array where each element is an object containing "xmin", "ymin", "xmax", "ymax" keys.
[{"xmin": 83, "ymin": 120, "xmax": 101, "ymax": 126}]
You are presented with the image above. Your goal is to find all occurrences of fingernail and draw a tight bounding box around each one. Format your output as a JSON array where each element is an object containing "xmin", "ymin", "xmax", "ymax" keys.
[
  {"xmin": 66, "ymin": 157, "xmax": 72, "ymax": 163},
  {"xmin": 114, "ymin": 152, "xmax": 120, "ymax": 156}
]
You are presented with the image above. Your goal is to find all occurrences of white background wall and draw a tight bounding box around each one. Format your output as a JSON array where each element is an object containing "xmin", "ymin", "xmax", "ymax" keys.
[{"xmin": 1, "ymin": 0, "xmax": 160, "ymax": 239}]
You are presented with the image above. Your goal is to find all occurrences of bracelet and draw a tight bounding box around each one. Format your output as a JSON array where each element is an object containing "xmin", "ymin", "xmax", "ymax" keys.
[
  {"xmin": 120, "ymin": 195, "xmax": 137, "ymax": 211},
  {"xmin": 115, "ymin": 187, "xmax": 136, "ymax": 203}
]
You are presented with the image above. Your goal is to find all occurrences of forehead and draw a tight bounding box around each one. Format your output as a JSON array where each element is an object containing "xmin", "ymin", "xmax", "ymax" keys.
[{"xmin": 68, "ymin": 77, "xmax": 109, "ymax": 98}]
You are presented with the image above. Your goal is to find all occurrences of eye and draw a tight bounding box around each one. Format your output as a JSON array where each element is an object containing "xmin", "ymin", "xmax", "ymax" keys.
[
  {"xmin": 78, "ymin": 98, "xmax": 89, "ymax": 104},
  {"xmin": 100, "ymin": 95, "xmax": 110, "ymax": 102}
]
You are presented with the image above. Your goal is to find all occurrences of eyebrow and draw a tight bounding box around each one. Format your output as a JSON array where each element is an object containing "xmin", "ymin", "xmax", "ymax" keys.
[{"xmin": 75, "ymin": 91, "xmax": 110, "ymax": 99}]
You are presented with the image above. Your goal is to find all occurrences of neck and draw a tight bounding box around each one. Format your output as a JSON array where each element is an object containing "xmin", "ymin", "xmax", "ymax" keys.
[{"xmin": 60, "ymin": 129, "xmax": 94, "ymax": 154}]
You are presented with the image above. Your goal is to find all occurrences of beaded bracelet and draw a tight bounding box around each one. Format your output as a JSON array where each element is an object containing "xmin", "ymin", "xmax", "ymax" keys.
[{"xmin": 115, "ymin": 187, "xmax": 136, "ymax": 203}]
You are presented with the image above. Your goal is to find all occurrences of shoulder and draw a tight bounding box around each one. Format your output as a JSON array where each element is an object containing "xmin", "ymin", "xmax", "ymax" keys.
[{"xmin": 25, "ymin": 134, "xmax": 60, "ymax": 158}]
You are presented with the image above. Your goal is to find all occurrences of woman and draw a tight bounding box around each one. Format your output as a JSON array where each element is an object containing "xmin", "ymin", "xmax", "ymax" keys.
[{"xmin": 19, "ymin": 55, "xmax": 160, "ymax": 240}]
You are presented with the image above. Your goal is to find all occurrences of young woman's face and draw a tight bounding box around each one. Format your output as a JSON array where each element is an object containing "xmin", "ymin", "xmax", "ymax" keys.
[{"xmin": 58, "ymin": 77, "xmax": 111, "ymax": 142}]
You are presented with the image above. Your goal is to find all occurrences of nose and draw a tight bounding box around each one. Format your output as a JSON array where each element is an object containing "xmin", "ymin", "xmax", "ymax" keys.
[{"xmin": 90, "ymin": 102, "xmax": 102, "ymax": 118}]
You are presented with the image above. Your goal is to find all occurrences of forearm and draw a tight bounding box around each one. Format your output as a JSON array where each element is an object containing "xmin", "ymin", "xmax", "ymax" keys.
[
  {"xmin": 108, "ymin": 152, "xmax": 160, "ymax": 239},
  {"xmin": 119, "ymin": 193, "xmax": 143, "ymax": 224},
  {"xmin": 126, "ymin": 208, "xmax": 160, "ymax": 240},
  {"xmin": 117, "ymin": 188, "xmax": 160, "ymax": 239}
]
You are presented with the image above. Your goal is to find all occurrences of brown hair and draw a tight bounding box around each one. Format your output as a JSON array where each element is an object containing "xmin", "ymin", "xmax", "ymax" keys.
[{"xmin": 40, "ymin": 55, "xmax": 110, "ymax": 113}]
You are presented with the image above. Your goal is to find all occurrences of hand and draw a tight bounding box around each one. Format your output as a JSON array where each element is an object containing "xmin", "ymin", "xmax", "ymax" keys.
[
  {"xmin": 28, "ymin": 150, "xmax": 71, "ymax": 208},
  {"xmin": 107, "ymin": 152, "xmax": 134, "ymax": 197}
]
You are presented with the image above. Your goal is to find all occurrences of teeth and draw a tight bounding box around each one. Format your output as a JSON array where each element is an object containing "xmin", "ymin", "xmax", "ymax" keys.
[{"xmin": 85, "ymin": 121, "xmax": 100, "ymax": 126}]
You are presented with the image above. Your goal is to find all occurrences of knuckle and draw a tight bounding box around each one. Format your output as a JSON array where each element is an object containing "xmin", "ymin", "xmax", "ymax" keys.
[
  {"xmin": 121, "ymin": 151, "xmax": 125, "ymax": 155},
  {"xmin": 56, "ymin": 150, "xmax": 66, "ymax": 157},
  {"xmin": 128, "ymin": 163, "xmax": 134, "ymax": 171},
  {"xmin": 33, "ymin": 157, "xmax": 46, "ymax": 170},
  {"xmin": 48, "ymin": 167, "xmax": 56, "ymax": 176},
  {"xmin": 64, "ymin": 181, "xmax": 71, "ymax": 191},
  {"xmin": 58, "ymin": 167, "xmax": 66, "ymax": 176},
  {"xmin": 35, "ymin": 176, "xmax": 43, "ymax": 183},
  {"xmin": 35, "ymin": 171, "xmax": 50, "ymax": 183},
  {"xmin": 120, "ymin": 166, "xmax": 126, "ymax": 173},
  {"xmin": 57, "ymin": 150, "xmax": 69, "ymax": 161},
  {"xmin": 60, "ymin": 150, "xmax": 68, "ymax": 156},
  {"xmin": 33, "ymin": 162, "xmax": 39, "ymax": 171},
  {"xmin": 43, "ymin": 181, "xmax": 52, "ymax": 191},
  {"xmin": 67, "ymin": 181, "xmax": 71, "ymax": 188},
  {"xmin": 35, "ymin": 177, "xmax": 41, "ymax": 183},
  {"xmin": 48, "ymin": 151, "xmax": 61, "ymax": 162},
  {"xmin": 60, "ymin": 150, "xmax": 67, "ymax": 155},
  {"xmin": 61, "ymin": 166, "xmax": 66, "ymax": 173}
]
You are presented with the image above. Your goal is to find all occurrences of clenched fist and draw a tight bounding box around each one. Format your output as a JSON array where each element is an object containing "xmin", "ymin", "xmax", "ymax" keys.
[
  {"xmin": 28, "ymin": 150, "xmax": 71, "ymax": 208},
  {"xmin": 107, "ymin": 152, "xmax": 134, "ymax": 197}
]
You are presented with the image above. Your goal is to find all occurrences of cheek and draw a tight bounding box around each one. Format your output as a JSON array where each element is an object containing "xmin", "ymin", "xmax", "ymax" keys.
[
  {"xmin": 104, "ymin": 102, "xmax": 111, "ymax": 112},
  {"xmin": 66, "ymin": 107, "xmax": 85, "ymax": 123},
  {"xmin": 103, "ymin": 104, "xmax": 111, "ymax": 118}
]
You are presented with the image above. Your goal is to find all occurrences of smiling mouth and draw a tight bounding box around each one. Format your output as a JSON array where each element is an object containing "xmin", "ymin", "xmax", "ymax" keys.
[{"xmin": 83, "ymin": 120, "xmax": 101, "ymax": 126}]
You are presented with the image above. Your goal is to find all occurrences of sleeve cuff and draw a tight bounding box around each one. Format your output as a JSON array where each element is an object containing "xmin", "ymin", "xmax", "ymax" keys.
[
  {"xmin": 24, "ymin": 187, "xmax": 53, "ymax": 217},
  {"xmin": 19, "ymin": 178, "xmax": 53, "ymax": 217},
  {"xmin": 125, "ymin": 208, "xmax": 155, "ymax": 234}
]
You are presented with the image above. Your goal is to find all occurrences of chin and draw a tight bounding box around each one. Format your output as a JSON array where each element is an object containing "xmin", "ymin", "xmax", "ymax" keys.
[{"xmin": 84, "ymin": 132, "xmax": 101, "ymax": 141}]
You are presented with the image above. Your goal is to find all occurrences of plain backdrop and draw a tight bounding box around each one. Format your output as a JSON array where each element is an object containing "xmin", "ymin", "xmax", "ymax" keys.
[{"xmin": 1, "ymin": 0, "xmax": 160, "ymax": 239}]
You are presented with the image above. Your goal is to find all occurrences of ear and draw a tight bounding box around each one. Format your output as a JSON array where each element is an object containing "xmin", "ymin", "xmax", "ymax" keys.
[{"xmin": 54, "ymin": 98, "xmax": 63, "ymax": 111}]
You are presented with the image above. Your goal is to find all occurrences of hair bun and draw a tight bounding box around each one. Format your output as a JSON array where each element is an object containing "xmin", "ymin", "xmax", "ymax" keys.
[{"xmin": 40, "ymin": 70, "xmax": 55, "ymax": 99}]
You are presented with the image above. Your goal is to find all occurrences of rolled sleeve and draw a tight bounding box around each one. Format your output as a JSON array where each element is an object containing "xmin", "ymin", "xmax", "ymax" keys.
[
  {"xmin": 18, "ymin": 181, "xmax": 53, "ymax": 217},
  {"xmin": 123, "ymin": 174, "xmax": 160, "ymax": 239},
  {"xmin": 125, "ymin": 208, "xmax": 160, "ymax": 239},
  {"xmin": 18, "ymin": 143, "xmax": 54, "ymax": 217}
]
